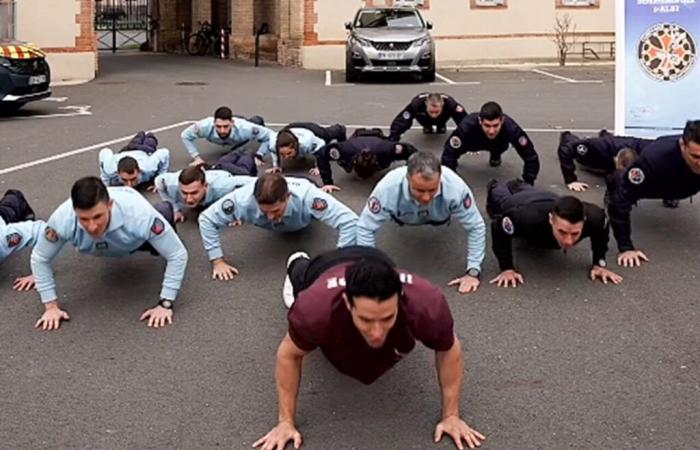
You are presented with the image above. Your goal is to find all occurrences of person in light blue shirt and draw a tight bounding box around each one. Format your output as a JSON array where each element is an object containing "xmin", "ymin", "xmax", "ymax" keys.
[
  {"xmin": 30, "ymin": 177, "xmax": 188, "ymax": 331},
  {"xmin": 154, "ymin": 166, "xmax": 256, "ymax": 222},
  {"xmin": 357, "ymin": 151, "xmax": 486, "ymax": 295},
  {"xmin": 1, "ymin": 189, "xmax": 45, "ymax": 291},
  {"xmin": 198, "ymin": 173, "xmax": 358, "ymax": 281},
  {"xmin": 180, "ymin": 106, "xmax": 274, "ymax": 166},
  {"xmin": 98, "ymin": 147, "xmax": 171, "ymax": 187}
]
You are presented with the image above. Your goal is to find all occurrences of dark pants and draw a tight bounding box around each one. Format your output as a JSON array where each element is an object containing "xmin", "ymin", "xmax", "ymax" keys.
[
  {"xmin": 286, "ymin": 122, "xmax": 347, "ymax": 143},
  {"xmin": 0, "ymin": 189, "xmax": 34, "ymax": 223},
  {"xmin": 211, "ymin": 152, "xmax": 258, "ymax": 176},
  {"xmin": 138, "ymin": 202, "xmax": 177, "ymax": 255},
  {"xmin": 236, "ymin": 114, "xmax": 265, "ymax": 126},
  {"xmin": 288, "ymin": 246, "xmax": 395, "ymax": 299},
  {"xmin": 486, "ymin": 179, "xmax": 534, "ymax": 218},
  {"xmin": 119, "ymin": 131, "xmax": 158, "ymax": 154}
]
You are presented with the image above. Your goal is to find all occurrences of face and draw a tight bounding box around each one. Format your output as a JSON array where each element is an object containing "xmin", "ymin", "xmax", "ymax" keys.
[
  {"xmin": 680, "ymin": 138, "xmax": 700, "ymax": 174},
  {"xmin": 480, "ymin": 117, "xmax": 504, "ymax": 140},
  {"xmin": 549, "ymin": 213, "xmax": 584, "ymax": 249},
  {"xmin": 344, "ymin": 294, "xmax": 399, "ymax": 348},
  {"xmin": 279, "ymin": 145, "xmax": 297, "ymax": 160},
  {"xmin": 118, "ymin": 170, "xmax": 140, "ymax": 187},
  {"xmin": 408, "ymin": 172, "xmax": 441, "ymax": 206},
  {"xmin": 214, "ymin": 118, "xmax": 233, "ymax": 139},
  {"xmin": 258, "ymin": 195, "xmax": 290, "ymax": 222},
  {"xmin": 179, "ymin": 180, "xmax": 207, "ymax": 207},
  {"xmin": 426, "ymin": 102, "xmax": 443, "ymax": 119},
  {"xmin": 76, "ymin": 200, "xmax": 113, "ymax": 239}
]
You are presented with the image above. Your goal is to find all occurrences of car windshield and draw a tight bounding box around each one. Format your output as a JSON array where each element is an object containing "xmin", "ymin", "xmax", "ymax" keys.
[{"xmin": 355, "ymin": 9, "xmax": 423, "ymax": 28}]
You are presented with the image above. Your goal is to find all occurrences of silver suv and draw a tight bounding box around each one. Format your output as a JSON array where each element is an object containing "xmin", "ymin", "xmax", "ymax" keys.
[{"xmin": 345, "ymin": 6, "xmax": 435, "ymax": 82}]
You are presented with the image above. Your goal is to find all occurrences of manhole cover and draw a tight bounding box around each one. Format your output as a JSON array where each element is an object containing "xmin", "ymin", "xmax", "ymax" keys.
[
  {"xmin": 97, "ymin": 80, "xmax": 128, "ymax": 85},
  {"xmin": 175, "ymin": 81, "xmax": 208, "ymax": 86}
]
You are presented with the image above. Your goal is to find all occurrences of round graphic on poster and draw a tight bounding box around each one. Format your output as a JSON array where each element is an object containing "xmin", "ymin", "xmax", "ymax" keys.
[{"xmin": 638, "ymin": 23, "xmax": 696, "ymax": 82}]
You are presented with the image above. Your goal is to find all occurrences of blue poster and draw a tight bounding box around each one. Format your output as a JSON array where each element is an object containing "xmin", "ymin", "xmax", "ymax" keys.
[{"xmin": 621, "ymin": 0, "xmax": 700, "ymax": 137}]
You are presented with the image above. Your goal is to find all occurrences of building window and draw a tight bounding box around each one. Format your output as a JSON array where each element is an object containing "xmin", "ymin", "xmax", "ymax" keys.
[
  {"xmin": 556, "ymin": 0, "xmax": 599, "ymax": 8},
  {"xmin": 470, "ymin": 0, "xmax": 508, "ymax": 9},
  {"xmin": 0, "ymin": 0, "xmax": 15, "ymax": 39}
]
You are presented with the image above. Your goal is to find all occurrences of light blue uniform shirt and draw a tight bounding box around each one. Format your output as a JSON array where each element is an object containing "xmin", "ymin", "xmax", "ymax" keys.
[
  {"xmin": 356, "ymin": 166, "xmax": 486, "ymax": 271},
  {"xmin": 269, "ymin": 128, "xmax": 327, "ymax": 167},
  {"xmin": 154, "ymin": 170, "xmax": 256, "ymax": 213},
  {"xmin": 180, "ymin": 117, "xmax": 275, "ymax": 159},
  {"xmin": 98, "ymin": 147, "xmax": 171, "ymax": 186},
  {"xmin": 30, "ymin": 187, "xmax": 188, "ymax": 303},
  {"xmin": 198, "ymin": 177, "xmax": 358, "ymax": 260},
  {"xmin": 1, "ymin": 217, "xmax": 45, "ymax": 262}
]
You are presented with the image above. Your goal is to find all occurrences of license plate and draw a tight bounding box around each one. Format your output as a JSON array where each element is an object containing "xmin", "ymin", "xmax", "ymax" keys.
[
  {"xmin": 377, "ymin": 51, "xmax": 403, "ymax": 60},
  {"xmin": 29, "ymin": 75, "xmax": 46, "ymax": 85}
]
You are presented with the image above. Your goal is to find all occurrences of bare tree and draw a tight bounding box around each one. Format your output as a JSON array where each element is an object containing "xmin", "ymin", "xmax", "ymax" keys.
[{"xmin": 552, "ymin": 13, "xmax": 576, "ymax": 66}]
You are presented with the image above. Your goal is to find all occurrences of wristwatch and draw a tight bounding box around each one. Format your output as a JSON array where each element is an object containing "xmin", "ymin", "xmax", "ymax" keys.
[
  {"xmin": 596, "ymin": 259, "xmax": 607, "ymax": 268},
  {"xmin": 158, "ymin": 299, "xmax": 174, "ymax": 310},
  {"xmin": 465, "ymin": 268, "xmax": 481, "ymax": 279}
]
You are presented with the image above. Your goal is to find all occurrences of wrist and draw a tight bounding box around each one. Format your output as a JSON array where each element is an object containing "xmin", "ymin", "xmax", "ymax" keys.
[
  {"xmin": 44, "ymin": 301, "xmax": 59, "ymax": 310},
  {"xmin": 465, "ymin": 268, "xmax": 480, "ymax": 279},
  {"xmin": 158, "ymin": 299, "xmax": 174, "ymax": 310}
]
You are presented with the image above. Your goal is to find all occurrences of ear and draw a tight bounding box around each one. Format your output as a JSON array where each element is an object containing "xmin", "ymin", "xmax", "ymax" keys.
[
  {"xmin": 548, "ymin": 212, "xmax": 554, "ymax": 226},
  {"xmin": 107, "ymin": 199, "xmax": 115, "ymax": 210}
]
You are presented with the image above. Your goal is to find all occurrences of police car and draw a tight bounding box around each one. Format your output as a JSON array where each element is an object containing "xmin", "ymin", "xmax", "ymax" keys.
[{"xmin": 0, "ymin": 39, "xmax": 51, "ymax": 111}]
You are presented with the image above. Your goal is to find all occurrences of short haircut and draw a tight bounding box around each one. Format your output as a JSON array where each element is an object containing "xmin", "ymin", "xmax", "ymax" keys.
[
  {"xmin": 352, "ymin": 150, "xmax": 378, "ymax": 179},
  {"xmin": 276, "ymin": 130, "xmax": 299, "ymax": 150},
  {"xmin": 407, "ymin": 151, "xmax": 441, "ymax": 179},
  {"xmin": 552, "ymin": 196, "xmax": 585, "ymax": 224},
  {"xmin": 117, "ymin": 156, "xmax": 139, "ymax": 174},
  {"xmin": 425, "ymin": 93, "xmax": 444, "ymax": 106},
  {"xmin": 178, "ymin": 166, "xmax": 207, "ymax": 186},
  {"xmin": 345, "ymin": 257, "xmax": 402, "ymax": 306},
  {"xmin": 254, "ymin": 173, "xmax": 289, "ymax": 205},
  {"xmin": 71, "ymin": 176, "xmax": 110, "ymax": 210},
  {"xmin": 682, "ymin": 120, "xmax": 700, "ymax": 145},
  {"xmin": 616, "ymin": 147, "xmax": 639, "ymax": 169},
  {"xmin": 214, "ymin": 106, "xmax": 233, "ymax": 121},
  {"xmin": 479, "ymin": 101, "xmax": 503, "ymax": 121}
]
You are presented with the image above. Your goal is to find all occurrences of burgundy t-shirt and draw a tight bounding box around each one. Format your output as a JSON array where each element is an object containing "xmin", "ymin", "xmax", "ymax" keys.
[{"xmin": 287, "ymin": 264, "xmax": 455, "ymax": 385}]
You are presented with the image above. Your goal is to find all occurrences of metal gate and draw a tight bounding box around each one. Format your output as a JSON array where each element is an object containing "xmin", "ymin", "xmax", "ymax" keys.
[{"xmin": 95, "ymin": 0, "xmax": 151, "ymax": 52}]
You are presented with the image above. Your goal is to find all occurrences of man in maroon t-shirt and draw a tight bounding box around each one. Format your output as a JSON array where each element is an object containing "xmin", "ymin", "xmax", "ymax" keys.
[{"xmin": 254, "ymin": 247, "xmax": 485, "ymax": 450}]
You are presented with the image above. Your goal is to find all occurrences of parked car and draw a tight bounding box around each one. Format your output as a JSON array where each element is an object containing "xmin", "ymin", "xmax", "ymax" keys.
[
  {"xmin": 345, "ymin": 5, "xmax": 435, "ymax": 82},
  {"xmin": 0, "ymin": 39, "xmax": 51, "ymax": 112}
]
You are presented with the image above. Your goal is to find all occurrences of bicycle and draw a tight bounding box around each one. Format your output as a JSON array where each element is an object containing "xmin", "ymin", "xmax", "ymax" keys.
[{"xmin": 187, "ymin": 21, "xmax": 229, "ymax": 57}]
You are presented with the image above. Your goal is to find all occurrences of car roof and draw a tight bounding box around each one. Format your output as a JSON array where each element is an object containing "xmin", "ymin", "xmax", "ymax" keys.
[{"xmin": 358, "ymin": 6, "xmax": 417, "ymax": 12}]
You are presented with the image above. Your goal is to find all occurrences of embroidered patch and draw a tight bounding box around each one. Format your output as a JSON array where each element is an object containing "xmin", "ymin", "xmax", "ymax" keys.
[
  {"xmin": 45, "ymin": 226, "xmax": 58, "ymax": 243},
  {"xmin": 418, "ymin": 210, "xmax": 429, "ymax": 217},
  {"xmin": 6, "ymin": 232, "xmax": 21, "ymax": 248},
  {"xmin": 402, "ymin": 111, "xmax": 411, "ymax": 120},
  {"xmin": 368, "ymin": 196, "xmax": 382, "ymax": 214},
  {"xmin": 151, "ymin": 218, "xmax": 165, "ymax": 235},
  {"xmin": 576, "ymin": 144, "xmax": 588, "ymax": 156},
  {"xmin": 312, "ymin": 198, "xmax": 328, "ymax": 211},
  {"xmin": 329, "ymin": 147, "xmax": 341, "ymax": 160},
  {"xmin": 456, "ymin": 105, "xmax": 464, "ymax": 113},
  {"xmin": 96, "ymin": 242, "xmax": 108, "ymax": 250},
  {"xmin": 463, "ymin": 193, "xmax": 473, "ymax": 209},
  {"xmin": 222, "ymin": 199, "xmax": 235, "ymax": 215},
  {"xmin": 395, "ymin": 144, "xmax": 403, "ymax": 154},
  {"xmin": 518, "ymin": 136, "xmax": 529, "ymax": 147},
  {"xmin": 252, "ymin": 127, "xmax": 260, "ymax": 136},
  {"xmin": 449, "ymin": 136, "xmax": 462, "ymax": 149},
  {"xmin": 502, "ymin": 216, "xmax": 514, "ymax": 235},
  {"xmin": 628, "ymin": 167, "xmax": 645, "ymax": 185}
]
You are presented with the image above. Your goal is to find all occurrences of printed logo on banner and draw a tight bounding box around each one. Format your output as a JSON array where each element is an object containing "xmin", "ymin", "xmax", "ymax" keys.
[{"xmin": 638, "ymin": 23, "xmax": 696, "ymax": 82}]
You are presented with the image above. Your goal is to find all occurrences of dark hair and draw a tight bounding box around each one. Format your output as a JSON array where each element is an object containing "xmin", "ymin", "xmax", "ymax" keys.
[
  {"xmin": 276, "ymin": 130, "xmax": 299, "ymax": 151},
  {"xmin": 71, "ymin": 177, "xmax": 110, "ymax": 210},
  {"xmin": 254, "ymin": 173, "xmax": 289, "ymax": 205},
  {"xmin": 479, "ymin": 101, "xmax": 503, "ymax": 121},
  {"xmin": 117, "ymin": 156, "xmax": 139, "ymax": 174},
  {"xmin": 214, "ymin": 106, "xmax": 233, "ymax": 121},
  {"xmin": 616, "ymin": 147, "xmax": 639, "ymax": 169},
  {"xmin": 552, "ymin": 196, "xmax": 585, "ymax": 224},
  {"xmin": 345, "ymin": 258, "xmax": 402, "ymax": 306},
  {"xmin": 682, "ymin": 120, "xmax": 700, "ymax": 145},
  {"xmin": 178, "ymin": 166, "xmax": 207, "ymax": 186},
  {"xmin": 352, "ymin": 150, "xmax": 378, "ymax": 179}
]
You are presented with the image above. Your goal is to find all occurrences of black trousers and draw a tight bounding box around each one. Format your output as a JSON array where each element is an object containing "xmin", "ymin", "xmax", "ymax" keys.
[
  {"xmin": 211, "ymin": 152, "xmax": 258, "ymax": 176},
  {"xmin": 285, "ymin": 122, "xmax": 347, "ymax": 143},
  {"xmin": 0, "ymin": 189, "xmax": 34, "ymax": 223}
]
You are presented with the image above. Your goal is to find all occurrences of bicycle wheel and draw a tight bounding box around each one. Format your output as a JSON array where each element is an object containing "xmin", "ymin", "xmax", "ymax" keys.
[{"xmin": 186, "ymin": 33, "xmax": 203, "ymax": 56}]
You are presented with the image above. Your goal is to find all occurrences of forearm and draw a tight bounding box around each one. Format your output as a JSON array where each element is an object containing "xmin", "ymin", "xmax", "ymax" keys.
[
  {"xmin": 436, "ymin": 338, "xmax": 463, "ymax": 419},
  {"xmin": 182, "ymin": 137, "xmax": 200, "ymax": 158},
  {"xmin": 276, "ymin": 351, "xmax": 304, "ymax": 424}
]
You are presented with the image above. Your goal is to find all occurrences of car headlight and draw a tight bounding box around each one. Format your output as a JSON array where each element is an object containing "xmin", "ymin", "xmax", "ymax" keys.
[
  {"xmin": 412, "ymin": 37, "xmax": 432, "ymax": 47},
  {"xmin": 352, "ymin": 36, "xmax": 372, "ymax": 47}
]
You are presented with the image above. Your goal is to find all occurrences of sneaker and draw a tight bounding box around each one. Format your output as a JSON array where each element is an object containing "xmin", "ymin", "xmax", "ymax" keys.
[
  {"xmin": 489, "ymin": 156, "xmax": 502, "ymax": 167},
  {"xmin": 598, "ymin": 128, "xmax": 612, "ymax": 138},
  {"xmin": 336, "ymin": 124, "xmax": 347, "ymax": 142},
  {"xmin": 283, "ymin": 251, "xmax": 310, "ymax": 308},
  {"xmin": 662, "ymin": 199, "xmax": 680, "ymax": 208},
  {"xmin": 422, "ymin": 126, "xmax": 434, "ymax": 134},
  {"xmin": 559, "ymin": 131, "xmax": 572, "ymax": 146}
]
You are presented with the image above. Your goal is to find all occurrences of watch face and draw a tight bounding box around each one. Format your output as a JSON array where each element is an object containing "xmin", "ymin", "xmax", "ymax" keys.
[
  {"xmin": 598, "ymin": 260, "xmax": 607, "ymax": 268},
  {"xmin": 160, "ymin": 300, "xmax": 173, "ymax": 309},
  {"xmin": 467, "ymin": 268, "xmax": 480, "ymax": 278}
]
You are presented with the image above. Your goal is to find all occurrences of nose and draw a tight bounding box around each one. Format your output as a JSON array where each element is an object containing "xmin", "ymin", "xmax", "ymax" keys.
[{"xmin": 266, "ymin": 212, "xmax": 277, "ymax": 221}]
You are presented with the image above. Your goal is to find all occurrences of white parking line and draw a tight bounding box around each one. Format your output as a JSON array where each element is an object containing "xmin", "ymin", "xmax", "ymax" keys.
[
  {"xmin": 41, "ymin": 97, "xmax": 69, "ymax": 102},
  {"xmin": 553, "ymin": 80, "xmax": 605, "ymax": 84},
  {"xmin": 0, "ymin": 120, "xmax": 193, "ymax": 175},
  {"xmin": 325, "ymin": 70, "xmax": 332, "ymax": 86},
  {"xmin": 435, "ymin": 72, "xmax": 456, "ymax": 84},
  {"xmin": 531, "ymin": 68, "xmax": 602, "ymax": 84},
  {"xmin": 326, "ymin": 81, "xmax": 479, "ymax": 87}
]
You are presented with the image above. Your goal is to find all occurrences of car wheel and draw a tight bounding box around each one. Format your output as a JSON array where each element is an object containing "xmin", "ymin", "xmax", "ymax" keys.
[
  {"xmin": 345, "ymin": 66, "xmax": 359, "ymax": 83},
  {"xmin": 423, "ymin": 67, "xmax": 436, "ymax": 82},
  {"xmin": 0, "ymin": 103, "xmax": 24, "ymax": 115}
]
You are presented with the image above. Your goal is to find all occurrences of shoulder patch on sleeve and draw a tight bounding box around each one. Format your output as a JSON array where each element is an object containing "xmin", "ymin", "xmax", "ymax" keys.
[
  {"xmin": 456, "ymin": 104, "xmax": 464, "ymax": 113},
  {"xmin": 463, "ymin": 193, "xmax": 472, "ymax": 209},
  {"xmin": 518, "ymin": 136, "xmax": 529, "ymax": 147},
  {"xmin": 368, "ymin": 196, "xmax": 382, "ymax": 214},
  {"xmin": 449, "ymin": 136, "xmax": 462, "ymax": 149},
  {"xmin": 628, "ymin": 167, "xmax": 645, "ymax": 185},
  {"xmin": 222, "ymin": 199, "xmax": 235, "ymax": 215},
  {"xmin": 6, "ymin": 232, "xmax": 22, "ymax": 248},
  {"xmin": 311, "ymin": 198, "xmax": 328, "ymax": 211},
  {"xmin": 501, "ymin": 216, "xmax": 514, "ymax": 235},
  {"xmin": 329, "ymin": 147, "xmax": 341, "ymax": 160},
  {"xmin": 576, "ymin": 144, "xmax": 588, "ymax": 155},
  {"xmin": 45, "ymin": 226, "xmax": 58, "ymax": 243},
  {"xmin": 151, "ymin": 218, "xmax": 165, "ymax": 236},
  {"xmin": 402, "ymin": 111, "xmax": 411, "ymax": 120},
  {"xmin": 252, "ymin": 127, "xmax": 260, "ymax": 136}
]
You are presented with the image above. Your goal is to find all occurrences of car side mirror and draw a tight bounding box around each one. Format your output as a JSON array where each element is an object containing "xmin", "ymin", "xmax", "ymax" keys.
[
  {"xmin": 426, "ymin": 21, "xmax": 433, "ymax": 30},
  {"xmin": 345, "ymin": 22, "xmax": 352, "ymax": 31}
]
